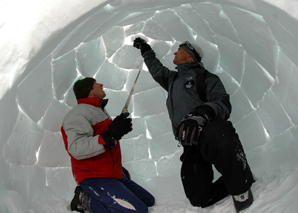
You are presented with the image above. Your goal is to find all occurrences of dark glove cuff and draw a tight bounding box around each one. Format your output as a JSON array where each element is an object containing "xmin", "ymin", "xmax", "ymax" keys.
[
  {"xmin": 192, "ymin": 104, "xmax": 216, "ymax": 121},
  {"xmin": 141, "ymin": 43, "xmax": 152, "ymax": 55},
  {"xmin": 101, "ymin": 131, "xmax": 116, "ymax": 149}
]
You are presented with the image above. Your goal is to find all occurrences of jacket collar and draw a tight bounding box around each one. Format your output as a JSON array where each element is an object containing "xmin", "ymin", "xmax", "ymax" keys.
[
  {"xmin": 77, "ymin": 97, "xmax": 108, "ymax": 109},
  {"xmin": 176, "ymin": 62, "xmax": 197, "ymax": 75},
  {"xmin": 176, "ymin": 62, "xmax": 205, "ymax": 76}
]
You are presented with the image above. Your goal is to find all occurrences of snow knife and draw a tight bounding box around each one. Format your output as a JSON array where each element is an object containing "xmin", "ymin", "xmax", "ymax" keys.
[{"xmin": 121, "ymin": 67, "xmax": 142, "ymax": 115}]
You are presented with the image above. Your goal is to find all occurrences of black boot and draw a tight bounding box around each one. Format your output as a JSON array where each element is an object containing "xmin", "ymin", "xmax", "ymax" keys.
[
  {"xmin": 232, "ymin": 188, "xmax": 254, "ymax": 213},
  {"xmin": 70, "ymin": 186, "xmax": 85, "ymax": 212}
]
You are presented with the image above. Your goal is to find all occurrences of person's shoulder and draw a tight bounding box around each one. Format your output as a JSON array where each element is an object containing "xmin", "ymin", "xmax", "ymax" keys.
[
  {"xmin": 192, "ymin": 63, "xmax": 207, "ymax": 75},
  {"xmin": 63, "ymin": 104, "xmax": 93, "ymax": 126},
  {"xmin": 64, "ymin": 104, "xmax": 86, "ymax": 118},
  {"xmin": 193, "ymin": 66, "xmax": 221, "ymax": 82},
  {"xmin": 196, "ymin": 66, "xmax": 218, "ymax": 78}
]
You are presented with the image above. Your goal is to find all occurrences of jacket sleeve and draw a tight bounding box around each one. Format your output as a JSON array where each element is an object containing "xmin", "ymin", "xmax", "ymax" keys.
[
  {"xmin": 204, "ymin": 72, "xmax": 232, "ymax": 120},
  {"xmin": 143, "ymin": 50, "xmax": 176, "ymax": 91},
  {"xmin": 63, "ymin": 112, "xmax": 106, "ymax": 160}
]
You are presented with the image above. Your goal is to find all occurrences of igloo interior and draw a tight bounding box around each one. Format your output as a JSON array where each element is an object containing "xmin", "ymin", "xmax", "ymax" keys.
[{"xmin": 1, "ymin": 0, "xmax": 298, "ymax": 212}]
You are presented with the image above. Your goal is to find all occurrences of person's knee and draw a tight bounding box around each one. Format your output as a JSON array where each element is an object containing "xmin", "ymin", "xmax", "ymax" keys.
[
  {"xmin": 188, "ymin": 194, "xmax": 210, "ymax": 207},
  {"xmin": 137, "ymin": 206, "xmax": 149, "ymax": 213},
  {"xmin": 186, "ymin": 188, "xmax": 213, "ymax": 207},
  {"xmin": 145, "ymin": 196, "xmax": 155, "ymax": 207},
  {"xmin": 189, "ymin": 198, "xmax": 202, "ymax": 207}
]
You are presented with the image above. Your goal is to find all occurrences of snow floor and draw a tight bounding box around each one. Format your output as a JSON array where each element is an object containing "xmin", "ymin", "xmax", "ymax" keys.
[{"xmin": 3, "ymin": 159, "xmax": 296, "ymax": 213}]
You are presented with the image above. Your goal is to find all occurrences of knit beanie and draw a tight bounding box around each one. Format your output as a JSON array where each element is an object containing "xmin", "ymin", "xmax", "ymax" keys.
[
  {"xmin": 179, "ymin": 41, "xmax": 203, "ymax": 63},
  {"xmin": 73, "ymin": 77, "xmax": 96, "ymax": 100}
]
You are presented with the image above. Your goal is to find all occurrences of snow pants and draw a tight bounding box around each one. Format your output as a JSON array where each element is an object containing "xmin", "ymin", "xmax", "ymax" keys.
[
  {"xmin": 180, "ymin": 119, "xmax": 254, "ymax": 207},
  {"xmin": 80, "ymin": 177, "xmax": 155, "ymax": 213}
]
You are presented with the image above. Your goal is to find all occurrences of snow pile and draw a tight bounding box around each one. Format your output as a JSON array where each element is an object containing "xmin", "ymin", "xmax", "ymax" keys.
[{"xmin": 0, "ymin": 0, "xmax": 298, "ymax": 212}]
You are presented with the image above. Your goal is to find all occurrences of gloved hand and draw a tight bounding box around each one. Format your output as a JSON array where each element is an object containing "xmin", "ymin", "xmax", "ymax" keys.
[
  {"xmin": 122, "ymin": 167, "xmax": 131, "ymax": 179},
  {"xmin": 175, "ymin": 114, "xmax": 206, "ymax": 146},
  {"xmin": 175, "ymin": 105, "xmax": 214, "ymax": 146},
  {"xmin": 102, "ymin": 113, "xmax": 133, "ymax": 149},
  {"xmin": 133, "ymin": 37, "xmax": 152, "ymax": 55}
]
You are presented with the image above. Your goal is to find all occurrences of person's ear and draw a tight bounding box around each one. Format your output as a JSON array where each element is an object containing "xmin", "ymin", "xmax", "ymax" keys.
[
  {"xmin": 88, "ymin": 89, "xmax": 93, "ymax": 98},
  {"xmin": 187, "ymin": 53, "xmax": 195, "ymax": 62}
]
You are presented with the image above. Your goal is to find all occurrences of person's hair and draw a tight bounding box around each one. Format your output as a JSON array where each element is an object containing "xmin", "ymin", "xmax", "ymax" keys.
[{"xmin": 73, "ymin": 77, "xmax": 96, "ymax": 100}]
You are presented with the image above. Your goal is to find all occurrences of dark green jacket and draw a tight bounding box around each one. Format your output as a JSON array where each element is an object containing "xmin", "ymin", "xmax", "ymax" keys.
[{"xmin": 143, "ymin": 50, "xmax": 231, "ymax": 133}]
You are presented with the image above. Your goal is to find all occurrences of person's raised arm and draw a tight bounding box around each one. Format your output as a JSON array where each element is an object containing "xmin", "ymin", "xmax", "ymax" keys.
[{"xmin": 133, "ymin": 37, "xmax": 176, "ymax": 91}]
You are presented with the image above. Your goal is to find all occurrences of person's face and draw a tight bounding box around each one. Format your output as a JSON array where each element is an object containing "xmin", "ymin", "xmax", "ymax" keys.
[
  {"xmin": 173, "ymin": 47, "xmax": 191, "ymax": 65},
  {"xmin": 89, "ymin": 82, "xmax": 106, "ymax": 99}
]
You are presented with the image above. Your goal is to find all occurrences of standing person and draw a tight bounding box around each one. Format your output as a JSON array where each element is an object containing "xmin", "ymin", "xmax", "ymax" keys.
[
  {"xmin": 61, "ymin": 77, "xmax": 155, "ymax": 213},
  {"xmin": 133, "ymin": 37, "xmax": 254, "ymax": 213}
]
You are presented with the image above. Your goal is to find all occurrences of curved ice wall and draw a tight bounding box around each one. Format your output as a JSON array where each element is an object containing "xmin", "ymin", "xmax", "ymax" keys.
[{"xmin": 1, "ymin": 0, "xmax": 298, "ymax": 211}]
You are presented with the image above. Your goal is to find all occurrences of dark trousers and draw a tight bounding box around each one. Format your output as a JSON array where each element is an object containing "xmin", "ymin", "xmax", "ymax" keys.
[
  {"xmin": 180, "ymin": 120, "xmax": 254, "ymax": 207},
  {"xmin": 80, "ymin": 177, "xmax": 155, "ymax": 213}
]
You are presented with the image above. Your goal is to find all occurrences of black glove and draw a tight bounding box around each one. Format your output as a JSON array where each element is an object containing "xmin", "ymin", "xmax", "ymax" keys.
[
  {"xmin": 175, "ymin": 105, "xmax": 215, "ymax": 146},
  {"xmin": 102, "ymin": 113, "xmax": 133, "ymax": 149},
  {"xmin": 122, "ymin": 167, "xmax": 131, "ymax": 179},
  {"xmin": 133, "ymin": 37, "xmax": 152, "ymax": 55}
]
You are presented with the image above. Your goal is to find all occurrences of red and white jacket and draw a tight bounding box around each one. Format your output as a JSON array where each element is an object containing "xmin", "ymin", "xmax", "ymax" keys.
[{"xmin": 61, "ymin": 97, "xmax": 123, "ymax": 184}]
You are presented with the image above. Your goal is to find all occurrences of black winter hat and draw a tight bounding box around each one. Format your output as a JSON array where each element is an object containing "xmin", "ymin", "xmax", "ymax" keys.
[{"xmin": 73, "ymin": 77, "xmax": 96, "ymax": 100}]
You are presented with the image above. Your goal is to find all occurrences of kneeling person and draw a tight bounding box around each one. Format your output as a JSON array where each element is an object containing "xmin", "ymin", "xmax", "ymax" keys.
[
  {"xmin": 133, "ymin": 37, "xmax": 254, "ymax": 213},
  {"xmin": 61, "ymin": 77, "xmax": 155, "ymax": 212}
]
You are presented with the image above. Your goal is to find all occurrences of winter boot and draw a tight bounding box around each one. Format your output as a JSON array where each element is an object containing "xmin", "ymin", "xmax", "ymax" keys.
[
  {"xmin": 232, "ymin": 188, "xmax": 254, "ymax": 213},
  {"xmin": 70, "ymin": 186, "xmax": 86, "ymax": 212}
]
